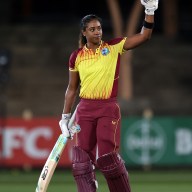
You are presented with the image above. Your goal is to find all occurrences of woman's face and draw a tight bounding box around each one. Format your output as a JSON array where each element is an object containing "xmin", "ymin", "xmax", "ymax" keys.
[{"xmin": 83, "ymin": 19, "xmax": 102, "ymax": 46}]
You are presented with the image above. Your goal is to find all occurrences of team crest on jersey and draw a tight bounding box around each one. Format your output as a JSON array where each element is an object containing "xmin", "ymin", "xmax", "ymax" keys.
[{"xmin": 101, "ymin": 47, "xmax": 110, "ymax": 56}]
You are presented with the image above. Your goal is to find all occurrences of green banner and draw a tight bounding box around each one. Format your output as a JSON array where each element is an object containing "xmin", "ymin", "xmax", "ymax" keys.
[{"xmin": 121, "ymin": 117, "xmax": 192, "ymax": 166}]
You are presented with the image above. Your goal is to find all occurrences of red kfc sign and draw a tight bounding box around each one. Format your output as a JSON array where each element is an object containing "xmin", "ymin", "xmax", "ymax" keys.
[{"xmin": 0, "ymin": 118, "xmax": 75, "ymax": 168}]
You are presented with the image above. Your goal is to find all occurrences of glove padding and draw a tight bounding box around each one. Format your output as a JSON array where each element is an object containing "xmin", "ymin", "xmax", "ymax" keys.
[
  {"xmin": 141, "ymin": 0, "xmax": 159, "ymax": 15},
  {"xmin": 59, "ymin": 113, "xmax": 80, "ymax": 139},
  {"xmin": 59, "ymin": 113, "xmax": 71, "ymax": 138}
]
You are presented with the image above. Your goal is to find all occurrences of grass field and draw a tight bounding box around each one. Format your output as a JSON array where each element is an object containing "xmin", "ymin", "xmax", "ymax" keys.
[{"xmin": 0, "ymin": 169, "xmax": 192, "ymax": 192}]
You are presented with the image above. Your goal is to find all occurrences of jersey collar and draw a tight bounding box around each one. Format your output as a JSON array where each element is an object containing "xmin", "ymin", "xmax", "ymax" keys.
[{"xmin": 83, "ymin": 41, "xmax": 103, "ymax": 52}]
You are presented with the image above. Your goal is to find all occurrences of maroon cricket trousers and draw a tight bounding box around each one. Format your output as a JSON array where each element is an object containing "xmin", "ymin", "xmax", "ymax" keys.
[{"xmin": 75, "ymin": 97, "xmax": 121, "ymax": 162}]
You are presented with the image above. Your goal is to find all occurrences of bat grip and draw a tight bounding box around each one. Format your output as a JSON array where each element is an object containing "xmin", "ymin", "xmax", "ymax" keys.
[{"xmin": 68, "ymin": 106, "xmax": 78, "ymax": 128}]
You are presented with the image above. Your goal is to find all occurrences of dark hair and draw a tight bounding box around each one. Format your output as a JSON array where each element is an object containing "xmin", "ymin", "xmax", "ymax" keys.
[{"xmin": 79, "ymin": 14, "xmax": 102, "ymax": 48}]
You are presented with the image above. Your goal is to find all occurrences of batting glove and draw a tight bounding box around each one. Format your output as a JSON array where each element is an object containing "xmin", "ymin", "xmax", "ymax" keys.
[
  {"xmin": 141, "ymin": 0, "xmax": 159, "ymax": 15},
  {"xmin": 59, "ymin": 113, "xmax": 71, "ymax": 138},
  {"xmin": 69, "ymin": 124, "xmax": 81, "ymax": 139}
]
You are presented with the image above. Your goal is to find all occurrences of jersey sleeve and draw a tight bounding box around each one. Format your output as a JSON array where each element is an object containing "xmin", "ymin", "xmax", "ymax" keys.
[
  {"xmin": 118, "ymin": 37, "xmax": 127, "ymax": 55},
  {"xmin": 121, "ymin": 37, "xmax": 127, "ymax": 54},
  {"xmin": 69, "ymin": 50, "xmax": 79, "ymax": 72},
  {"xmin": 108, "ymin": 37, "xmax": 127, "ymax": 55}
]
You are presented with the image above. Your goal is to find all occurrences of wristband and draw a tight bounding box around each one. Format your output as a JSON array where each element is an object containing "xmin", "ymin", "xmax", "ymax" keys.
[
  {"xmin": 143, "ymin": 20, "xmax": 154, "ymax": 29},
  {"xmin": 62, "ymin": 113, "xmax": 71, "ymax": 120}
]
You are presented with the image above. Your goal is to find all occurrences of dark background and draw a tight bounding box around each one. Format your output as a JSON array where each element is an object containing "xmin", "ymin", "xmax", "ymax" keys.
[
  {"xmin": 0, "ymin": 0, "xmax": 192, "ymax": 117},
  {"xmin": 0, "ymin": 0, "xmax": 191, "ymax": 37}
]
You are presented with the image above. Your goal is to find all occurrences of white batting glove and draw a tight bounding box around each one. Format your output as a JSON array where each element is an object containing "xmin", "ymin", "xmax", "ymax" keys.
[
  {"xmin": 59, "ymin": 113, "xmax": 71, "ymax": 138},
  {"xmin": 141, "ymin": 0, "xmax": 159, "ymax": 15},
  {"xmin": 70, "ymin": 124, "xmax": 81, "ymax": 139}
]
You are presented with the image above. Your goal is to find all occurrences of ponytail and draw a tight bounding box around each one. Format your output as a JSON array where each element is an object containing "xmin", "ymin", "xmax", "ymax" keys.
[{"xmin": 78, "ymin": 33, "xmax": 87, "ymax": 48}]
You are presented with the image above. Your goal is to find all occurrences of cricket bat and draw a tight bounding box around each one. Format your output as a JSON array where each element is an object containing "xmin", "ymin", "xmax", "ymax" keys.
[{"xmin": 35, "ymin": 108, "xmax": 79, "ymax": 192}]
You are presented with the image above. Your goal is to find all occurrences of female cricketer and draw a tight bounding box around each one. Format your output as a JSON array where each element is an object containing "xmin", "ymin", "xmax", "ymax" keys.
[{"xmin": 59, "ymin": 0, "xmax": 159, "ymax": 191}]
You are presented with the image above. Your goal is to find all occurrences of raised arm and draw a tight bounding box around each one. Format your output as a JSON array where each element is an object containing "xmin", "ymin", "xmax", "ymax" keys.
[{"xmin": 123, "ymin": 0, "xmax": 159, "ymax": 51}]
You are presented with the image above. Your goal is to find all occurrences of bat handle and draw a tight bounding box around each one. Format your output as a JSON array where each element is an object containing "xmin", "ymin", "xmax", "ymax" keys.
[{"xmin": 68, "ymin": 105, "xmax": 78, "ymax": 128}]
